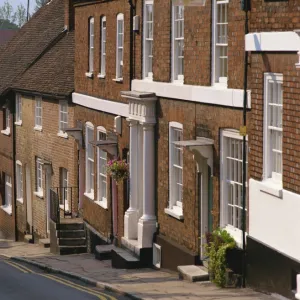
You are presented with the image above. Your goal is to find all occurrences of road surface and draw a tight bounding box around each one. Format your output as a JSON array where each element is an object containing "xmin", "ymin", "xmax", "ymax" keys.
[{"xmin": 0, "ymin": 256, "xmax": 129, "ymax": 300}]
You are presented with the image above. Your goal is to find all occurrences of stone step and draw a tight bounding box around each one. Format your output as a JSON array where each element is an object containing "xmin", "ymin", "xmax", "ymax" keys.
[
  {"xmin": 59, "ymin": 238, "xmax": 86, "ymax": 246},
  {"xmin": 59, "ymin": 245, "xmax": 87, "ymax": 255},
  {"xmin": 111, "ymin": 247, "xmax": 141, "ymax": 269},
  {"xmin": 24, "ymin": 234, "xmax": 33, "ymax": 244},
  {"xmin": 39, "ymin": 238, "xmax": 50, "ymax": 248},
  {"xmin": 57, "ymin": 230, "xmax": 85, "ymax": 239},
  {"xmin": 56, "ymin": 222, "xmax": 84, "ymax": 231},
  {"xmin": 95, "ymin": 244, "xmax": 116, "ymax": 261},
  {"xmin": 178, "ymin": 265, "xmax": 209, "ymax": 282}
]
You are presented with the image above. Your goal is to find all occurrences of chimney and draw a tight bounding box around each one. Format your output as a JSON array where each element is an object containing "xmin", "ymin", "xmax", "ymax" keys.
[{"xmin": 65, "ymin": 0, "xmax": 75, "ymax": 31}]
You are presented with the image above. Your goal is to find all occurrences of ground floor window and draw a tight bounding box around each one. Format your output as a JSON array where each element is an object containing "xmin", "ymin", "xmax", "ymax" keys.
[{"xmin": 220, "ymin": 129, "xmax": 247, "ymax": 245}]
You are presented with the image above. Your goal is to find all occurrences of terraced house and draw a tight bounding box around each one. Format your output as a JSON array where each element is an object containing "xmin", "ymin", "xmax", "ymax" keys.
[
  {"xmin": 0, "ymin": 0, "xmax": 77, "ymax": 244},
  {"xmin": 70, "ymin": 0, "xmax": 249, "ymax": 271}
]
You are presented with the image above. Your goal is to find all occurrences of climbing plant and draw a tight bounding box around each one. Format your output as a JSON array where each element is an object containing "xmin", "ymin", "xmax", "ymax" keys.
[{"xmin": 205, "ymin": 228, "xmax": 236, "ymax": 287}]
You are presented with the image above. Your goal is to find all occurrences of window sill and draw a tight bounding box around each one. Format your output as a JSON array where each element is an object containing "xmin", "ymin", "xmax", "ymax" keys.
[
  {"xmin": 213, "ymin": 82, "xmax": 228, "ymax": 89},
  {"xmin": 260, "ymin": 179, "xmax": 283, "ymax": 198},
  {"xmin": 57, "ymin": 131, "xmax": 68, "ymax": 139},
  {"xmin": 34, "ymin": 191, "xmax": 44, "ymax": 199},
  {"xmin": 17, "ymin": 198, "xmax": 24, "ymax": 204},
  {"xmin": 224, "ymin": 225, "xmax": 245, "ymax": 249},
  {"xmin": 15, "ymin": 121, "xmax": 22, "ymax": 126},
  {"xmin": 165, "ymin": 207, "xmax": 184, "ymax": 220},
  {"xmin": 34, "ymin": 126, "xmax": 42, "ymax": 132},
  {"xmin": 97, "ymin": 74, "xmax": 106, "ymax": 79},
  {"xmin": 1, "ymin": 128, "xmax": 10, "ymax": 136},
  {"xmin": 95, "ymin": 200, "xmax": 108, "ymax": 210},
  {"xmin": 113, "ymin": 78, "xmax": 123, "ymax": 83},
  {"xmin": 1, "ymin": 205, "xmax": 12, "ymax": 216},
  {"xmin": 84, "ymin": 192, "xmax": 94, "ymax": 201},
  {"xmin": 85, "ymin": 72, "xmax": 94, "ymax": 78}
]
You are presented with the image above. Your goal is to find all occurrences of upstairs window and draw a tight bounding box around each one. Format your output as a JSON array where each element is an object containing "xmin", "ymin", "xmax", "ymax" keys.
[
  {"xmin": 88, "ymin": 17, "xmax": 95, "ymax": 74},
  {"xmin": 172, "ymin": 4, "xmax": 184, "ymax": 83},
  {"xmin": 35, "ymin": 97, "xmax": 42, "ymax": 129},
  {"xmin": 97, "ymin": 127, "xmax": 107, "ymax": 208},
  {"xmin": 16, "ymin": 94, "xmax": 22, "ymax": 124},
  {"xmin": 2, "ymin": 107, "xmax": 11, "ymax": 135},
  {"xmin": 213, "ymin": 0, "xmax": 228, "ymax": 86},
  {"xmin": 165, "ymin": 122, "xmax": 183, "ymax": 219},
  {"xmin": 85, "ymin": 123, "xmax": 95, "ymax": 198},
  {"xmin": 264, "ymin": 73, "xmax": 283, "ymax": 184},
  {"xmin": 4, "ymin": 174, "xmax": 12, "ymax": 213},
  {"xmin": 59, "ymin": 100, "xmax": 68, "ymax": 135},
  {"xmin": 143, "ymin": 0, "xmax": 154, "ymax": 80},
  {"xmin": 100, "ymin": 16, "xmax": 107, "ymax": 77},
  {"xmin": 116, "ymin": 13, "xmax": 124, "ymax": 80}
]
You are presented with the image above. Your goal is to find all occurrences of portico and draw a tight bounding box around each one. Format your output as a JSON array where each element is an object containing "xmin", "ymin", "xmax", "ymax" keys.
[{"xmin": 121, "ymin": 91, "xmax": 157, "ymax": 253}]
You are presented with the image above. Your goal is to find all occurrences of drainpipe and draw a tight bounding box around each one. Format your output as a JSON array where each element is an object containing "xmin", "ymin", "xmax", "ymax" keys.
[
  {"xmin": 128, "ymin": 0, "xmax": 136, "ymax": 90},
  {"xmin": 242, "ymin": 1, "xmax": 250, "ymax": 289},
  {"xmin": 12, "ymin": 95, "xmax": 18, "ymax": 241}
]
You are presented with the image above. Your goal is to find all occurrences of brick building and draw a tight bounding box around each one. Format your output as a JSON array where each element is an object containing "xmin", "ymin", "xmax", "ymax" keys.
[
  {"xmin": 0, "ymin": 0, "xmax": 77, "ymax": 242},
  {"xmin": 246, "ymin": 1, "xmax": 300, "ymax": 298},
  {"xmin": 72, "ymin": 0, "xmax": 249, "ymax": 270}
]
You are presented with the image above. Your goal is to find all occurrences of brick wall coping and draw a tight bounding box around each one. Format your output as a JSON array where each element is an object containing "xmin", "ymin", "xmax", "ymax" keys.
[
  {"xmin": 246, "ymin": 31, "xmax": 300, "ymax": 52},
  {"xmin": 132, "ymin": 80, "xmax": 251, "ymax": 109}
]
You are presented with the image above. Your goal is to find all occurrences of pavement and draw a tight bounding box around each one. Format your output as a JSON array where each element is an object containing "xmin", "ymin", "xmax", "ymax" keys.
[{"xmin": 0, "ymin": 239, "xmax": 279, "ymax": 300}]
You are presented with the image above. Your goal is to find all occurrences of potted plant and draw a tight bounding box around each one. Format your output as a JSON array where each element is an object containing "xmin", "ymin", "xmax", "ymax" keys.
[
  {"xmin": 106, "ymin": 159, "xmax": 129, "ymax": 183},
  {"xmin": 205, "ymin": 228, "xmax": 237, "ymax": 287}
]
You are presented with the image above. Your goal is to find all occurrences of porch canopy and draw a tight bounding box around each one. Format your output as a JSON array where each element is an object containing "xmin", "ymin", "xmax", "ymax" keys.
[{"xmin": 173, "ymin": 137, "xmax": 214, "ymax": 174}]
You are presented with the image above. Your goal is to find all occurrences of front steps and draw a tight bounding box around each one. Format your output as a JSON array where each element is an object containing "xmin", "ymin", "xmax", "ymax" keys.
[
  {"xmin": 178, "ymin": 265, "xmax": 209, "ymax": 282},
  {"xmin": 94, "ymin": 243, "xmax": 144, "ymax": 269},
  {"xmin": 55, "ymin": 221, "xmax": 87, "ymax": 255}
]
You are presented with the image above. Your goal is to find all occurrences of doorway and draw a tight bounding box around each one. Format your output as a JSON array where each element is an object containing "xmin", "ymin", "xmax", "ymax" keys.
[
  {"xmin": 26, "ymin": 165, "xmax": 32, "ymax": 233},
  {"xmin": 197, "ymin": 157, "xmax": 210, "ymax": 259}
]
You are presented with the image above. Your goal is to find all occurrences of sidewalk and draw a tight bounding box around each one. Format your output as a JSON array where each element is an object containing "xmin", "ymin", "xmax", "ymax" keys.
[{"xmin": 0, "ymin": 240, "xmax": 277, "ymax": 300}]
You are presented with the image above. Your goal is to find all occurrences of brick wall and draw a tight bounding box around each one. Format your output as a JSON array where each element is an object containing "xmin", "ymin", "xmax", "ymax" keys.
[
  {"xmin": 16, "ymin": 94, "xmax": 78, "ymax": 240},
  {"xmin": 249, "ymin": 52, "xmax": 300, "ymax": 194},
  {"xmin": 250, "ymin": 0, "xmax": 300, "ymax": 32},
  {"xmin": 74, "ymin": 1, "xmax": 132, "ymax": 103},
  {"xmin": 74, "ymin": 105, "xmax": 129, "ymax": 243},
  {"xmin": 0, "ymin": 99, "xmax": 15, "ymax": 240},
  {"xmin": 157, "ymin": 98, "xmax": 245, "ymax": 253}
]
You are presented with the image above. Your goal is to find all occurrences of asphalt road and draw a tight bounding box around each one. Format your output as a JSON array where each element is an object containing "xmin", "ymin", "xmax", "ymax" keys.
[{"xmin": 0, "ymin": 257, "xmax": 129, "ymax": 300}]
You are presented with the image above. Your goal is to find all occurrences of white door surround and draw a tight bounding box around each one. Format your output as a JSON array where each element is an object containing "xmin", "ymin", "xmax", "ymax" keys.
[
  {"xmin": 121, "ymin": 91, "xmax": 157, "ymax": 250},
  {"xmin": 45, "ymin": 164, "xmax": 52, "ymax": 235}
]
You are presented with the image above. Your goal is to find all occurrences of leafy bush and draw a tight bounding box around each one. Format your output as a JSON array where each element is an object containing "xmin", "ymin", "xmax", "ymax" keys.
[{"xmin": 205, "ymin": 228, "xmax": 236, "ymax": 287}]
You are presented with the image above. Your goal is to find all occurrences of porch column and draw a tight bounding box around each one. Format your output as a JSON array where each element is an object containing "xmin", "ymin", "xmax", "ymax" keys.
[
  {"xmin": 138, "ymin": 123, "xmax": 156, "ymax": 248},
  {"xmin": 124, "ymin": 119, "xmax": 139, "ymax": 239}
]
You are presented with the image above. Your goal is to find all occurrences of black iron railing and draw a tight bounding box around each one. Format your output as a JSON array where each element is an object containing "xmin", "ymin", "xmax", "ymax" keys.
[{"xmin": 50, "ymin": 187, "xmax": 79, "ymax": 224}]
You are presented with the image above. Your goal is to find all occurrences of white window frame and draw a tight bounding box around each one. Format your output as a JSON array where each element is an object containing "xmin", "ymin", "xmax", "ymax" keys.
[
  {"xmin": 16, "ymin": 161, "xmax": 23, "ymax": 203},
  {"xmin": 85, "ymin": 122, "xmax": 95, "ymax": 199},
  {"xmin": 34, "ymin": 96, "xmax": 42, "ymax": 130},
  {"xmin": 15, "ymin": 94, "xmax": 22, "ymax": 125},
  {"xmin": 172, "ymin": 3, "xmax": 184, "ymax": 84},
  {"xmin": 143, "ymin": 0, "xmax": 154, "ymax": 80},
  {"xmin": 116, "ymin": 13, "xmax": 124, "ymax": 80},
  {"xmin": 220, "ymin": 129, "xmax": 248, "ymax": 246},
  {"xmin": 87, "ymin": 17, "xmax": 94, "ymax": 77},
  {"xmin": 212, "ymin": 0, "xmax": 228, "ymax": 87},
  {"xmin": 1, "ymin": 174, "xmax": 12, "ymax": 215},
  {"xmin": 263, "ymin": 73, "xmax": 283, "ymax": 186},
  {"xmin": 96, "ymin": 126, "xmax": 108, "ymax": 209},
  {"xmin": 58, "ymin": 100, "xmax": 68, "ymax": 138},
  {"xmin": 60, "ymin": 168, "xmax": 69, "ymax": 211},
  {"xmin": 165, "ymin": 121, "xmax": 184, "ymax": 219},
  {"xmin": 35, "ymin": 157, "xmax": 43, "ymax": 198},
  {"xmin": 99, "ymin": 16, "xmax": 107, "ymax": 78}
]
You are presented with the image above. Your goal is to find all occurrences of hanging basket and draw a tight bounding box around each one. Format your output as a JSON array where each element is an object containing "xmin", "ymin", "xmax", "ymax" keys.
[{"xmin": 106, "ymin": 159, "xmax": 129, "ymax": 183}]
